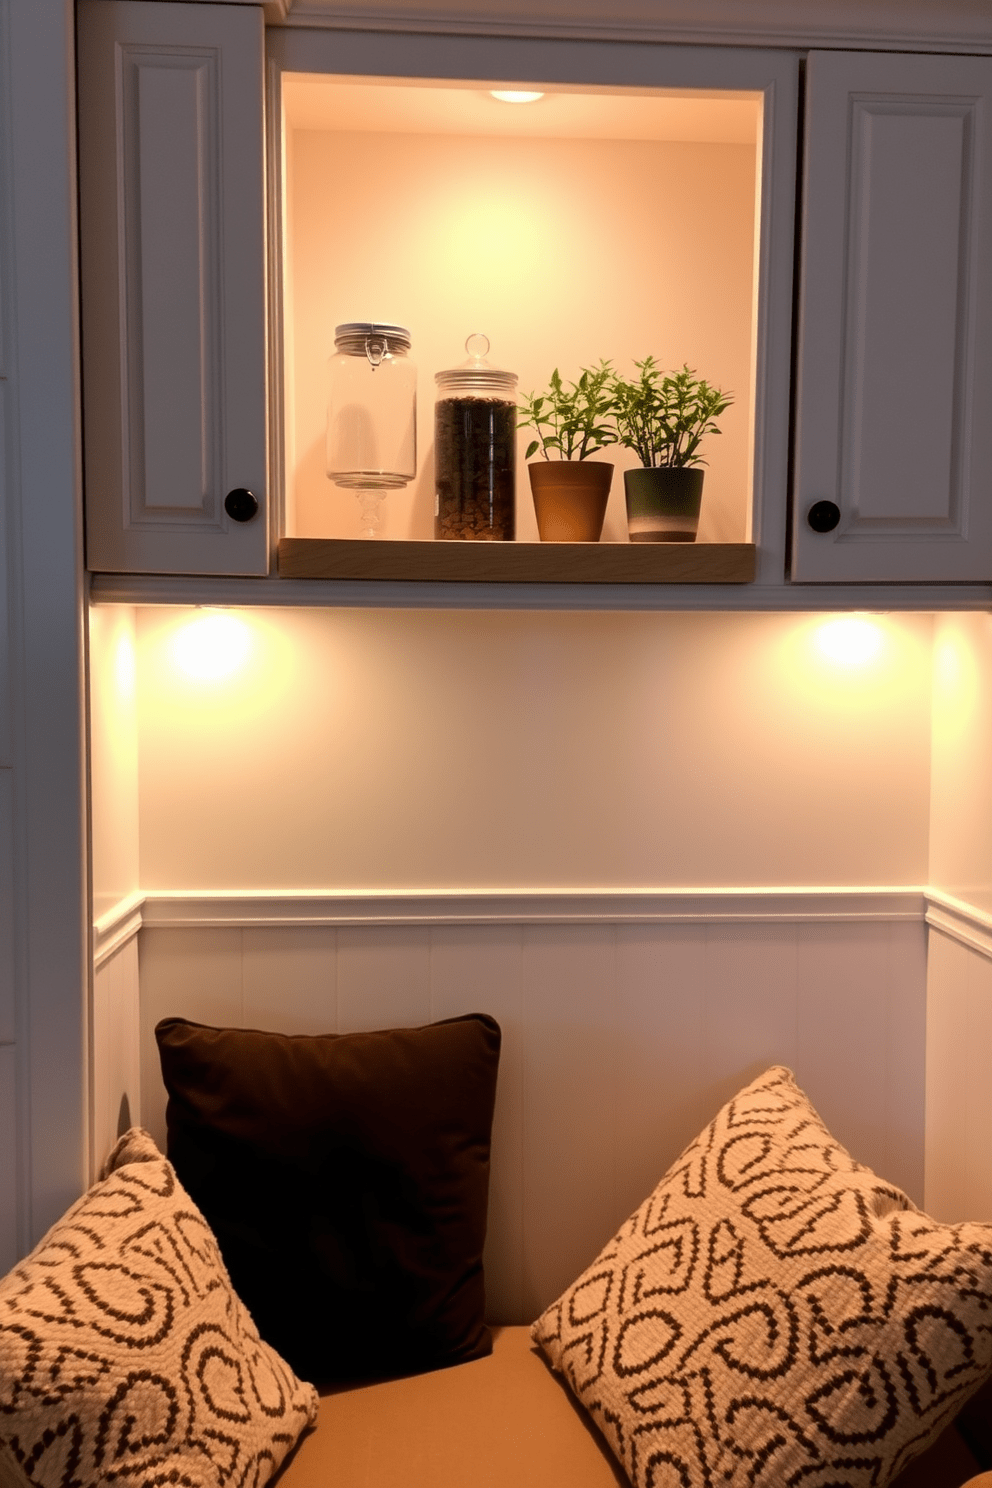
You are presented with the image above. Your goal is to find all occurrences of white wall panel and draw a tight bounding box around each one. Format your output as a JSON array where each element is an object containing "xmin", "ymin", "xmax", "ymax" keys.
[
  {"xmin": 796, "ymin": 920, "xmax": 926, "ymax": 1199},
  {"xmin": 925, "ymin": 927, "xmax": 992, "ymax": 1222},
  {"xmin": 91, "ymin": 937, "xmax": 141, "ymax": 1176},
  {"xmin": 136, "ymin": 909, "xmax": 927, "ymax": 1322},
  {"xmin": 702, "ymin": 922, "xmax": 799, "ymax": 1081},
  {"xmin": 9, "ymin": 0, "xmax": 88, "ymax": 1249},
  {"xmin": 613, "ymin": 927, "xmax": 707, "ymax": 1219},
  {"xmin": 336, "ymin": 928, "xmax": 432, "ymax": 1032},
  {"xmin": 519, "ymin": 927, "xmax": 620, "ymax": 1320},
  {"xmin": 428, "ymin": 926, "xmax": 525, "ymax": 1325},
  {"xmin": 0, "ymin": 396, "xmax": 12, "ymax": 771},
  {"xmin": 0, "ymin": 1045, "xmax": 17, "ymax": 1275},
  {"xmin": 0, "ymin": 771, "xmax": 13, "ymax": 1047},
  {"xmin": 242, "ymin": 926, "xmax": 338, "ymax": 1033},
  {"xmin": 139, "ymin": 926, "xmax": 243, "ymax": 1145}
]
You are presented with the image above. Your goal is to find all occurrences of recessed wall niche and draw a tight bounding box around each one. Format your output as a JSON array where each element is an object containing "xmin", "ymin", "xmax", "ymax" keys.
[{"xmin": 281, "ymin": 76, "xmax": 762, "ymax": 546}]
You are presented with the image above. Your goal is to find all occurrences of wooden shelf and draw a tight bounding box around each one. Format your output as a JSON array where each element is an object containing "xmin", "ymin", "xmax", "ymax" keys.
[{"xmin": 277, "ymin": 539, "xmax": 756, "ymax": 585}]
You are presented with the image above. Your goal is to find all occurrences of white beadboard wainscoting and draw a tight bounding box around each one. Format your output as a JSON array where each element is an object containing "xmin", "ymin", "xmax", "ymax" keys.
[
  {"xmin": 0, "ymin": 1045, "xmax": 17, "ymax": 1276},
  {"xmin": 96, "ymin": 887, "xmax": 929, "ymax": 1323},
  {"xmin": 90, "ymin": 935, "xmax": 140, "ymax": 1185},
  {"xmin": 925, "ymin": 896, "xmax": 992, "ymax": 1227}
]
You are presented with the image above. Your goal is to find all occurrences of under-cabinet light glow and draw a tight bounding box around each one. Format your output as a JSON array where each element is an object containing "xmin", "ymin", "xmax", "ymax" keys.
[
  {"xmin": 114, "ymin": 631, "xmax": 136, "ymax": 701},
  {"xmin": 933, "ymin": 624, "xmax": 980, "ymax": 743},
  {"xmin": 490, "ymin": 90, "xmax": 545, "ymax": 104},
  {"xmin": 172, "ymin": 611, "xmax": 252, "ymax": 682},
  {"xmin": 814, "ymin": 616, "xmax": 883, "ymax": 667}
]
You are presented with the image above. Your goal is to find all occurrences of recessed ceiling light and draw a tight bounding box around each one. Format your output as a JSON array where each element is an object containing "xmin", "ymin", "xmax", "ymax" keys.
[{"xmin": 490, "ymin": 90, "xmax": 545, "ymax": 104}]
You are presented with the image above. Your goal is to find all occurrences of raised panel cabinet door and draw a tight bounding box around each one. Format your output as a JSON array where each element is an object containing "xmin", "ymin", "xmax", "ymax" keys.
[
  {"xmin": 793, "ymin": 51, "xmax": 992, "ymax": 583},
  {"xmin": 78, "ymin": 0, "xmax": 268, "ymax": 575}
]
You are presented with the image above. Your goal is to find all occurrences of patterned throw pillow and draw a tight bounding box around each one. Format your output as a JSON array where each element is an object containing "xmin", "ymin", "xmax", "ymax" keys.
[
  {"xmin": 532, "ymin": 1066, "xmax": 992, "ymax": 1488},
  {"xmin": 0, "ymin": 1128, "xmax": 318, "ymax": 1488}
]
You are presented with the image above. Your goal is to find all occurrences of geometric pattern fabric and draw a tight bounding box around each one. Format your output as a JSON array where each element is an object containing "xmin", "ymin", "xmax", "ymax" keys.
[
  {"xmin": 0, "ymin": 1128, "xmax": 318, "ymax": 1488},
  {"xmin": 533, "ymin": 1066, "xmax": 992, "ymax": 1488}
]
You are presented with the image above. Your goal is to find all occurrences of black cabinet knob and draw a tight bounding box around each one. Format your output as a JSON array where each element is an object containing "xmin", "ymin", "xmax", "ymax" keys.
[
  {"xmin": 806, "ymin": 499, "xmax": 841, "ymax": 533},
  {"xmin": 224, "ymin": 487, "xmax": 259, "ymax": 523}
]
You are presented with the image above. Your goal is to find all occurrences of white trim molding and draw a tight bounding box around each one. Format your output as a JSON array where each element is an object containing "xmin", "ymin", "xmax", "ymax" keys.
[
  {"xmin": 93, "ymin": 892, "xmax": 144, "ymax": 970},
  {"xmin": 96, "ymin": 885, "xmax": 992, "ymax": 967},
  {"xmin": 925, "ymin": 890, "xmax": 992, "ymax": 962},
  {"xmin": 97, "ymin": 886, "xmax": 928, "ymax": 947}
]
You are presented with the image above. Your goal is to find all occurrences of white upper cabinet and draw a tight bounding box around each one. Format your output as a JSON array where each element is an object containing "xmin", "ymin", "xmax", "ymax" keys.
[
  {"xmin": 75, "ymin": 5, "xmax": 992, "ymax": 592},
  {"xmin": 78, "ymin": 1, "xmax": 269, "ymax": 575},
  {"xmin": 793, "ymin": 50, "xmax": 992, "ymax": 583}
]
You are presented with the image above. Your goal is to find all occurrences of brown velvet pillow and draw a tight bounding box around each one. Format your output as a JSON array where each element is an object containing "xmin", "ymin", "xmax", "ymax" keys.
[{"xmin": 155, "ymin": 1013, "xmax": 501, "ymax": 1386}]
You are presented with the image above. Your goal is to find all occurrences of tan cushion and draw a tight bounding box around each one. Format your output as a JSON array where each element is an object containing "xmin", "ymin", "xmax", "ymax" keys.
[
  {"xmin": 532, "ymin": 1065, "xmax": 992, "ymax": 1488},
  {"xmin": 278, "ymin": 1326, "xmax": 625, "ymax": 1488},
  {"xmin": 0, "ymin": 1128, "xmax": 317, "ymax": 1488}
]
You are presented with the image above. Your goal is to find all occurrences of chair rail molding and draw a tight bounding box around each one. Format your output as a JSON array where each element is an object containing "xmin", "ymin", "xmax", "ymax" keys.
[
  {"xmin": 97, "ymin": 886, "xmax": 992, "ymax": 965},
  {"xmin": 96, "ymin": 886, "xmax": 933, "ymax": 955},
  {"xmin": 925, "ymin": 890, "xmax": 992, "ymax": 962}
]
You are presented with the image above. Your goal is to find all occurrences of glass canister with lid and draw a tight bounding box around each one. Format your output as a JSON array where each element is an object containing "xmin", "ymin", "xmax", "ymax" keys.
[
  {"xmin": 326, "ymin": 322, "xmax": 416, "ymax": 536},
  {"xmin": 434, "ymin": 334, "xmax": 517, "ymax": 541}
]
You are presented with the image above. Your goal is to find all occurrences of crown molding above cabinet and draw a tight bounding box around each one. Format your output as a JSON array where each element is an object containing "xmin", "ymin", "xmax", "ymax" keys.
[{"xmin": 274, "ymin": 0, "xmax": 992, "ymax": 52}]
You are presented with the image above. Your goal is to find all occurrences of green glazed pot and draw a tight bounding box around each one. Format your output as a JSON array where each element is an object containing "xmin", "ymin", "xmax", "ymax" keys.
[{"xmin": 623, "ymin": 466, "xmax": 704, "ymax": 543}]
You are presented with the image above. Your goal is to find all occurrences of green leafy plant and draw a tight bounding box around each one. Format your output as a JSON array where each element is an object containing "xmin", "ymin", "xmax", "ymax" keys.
[
  {"xmin": 609, "ymin": 359, "xmax": 733, "ymax": 468},
  {"xmin": 518, "ymin": 361, "xmax": 618, "ymax": 461}
]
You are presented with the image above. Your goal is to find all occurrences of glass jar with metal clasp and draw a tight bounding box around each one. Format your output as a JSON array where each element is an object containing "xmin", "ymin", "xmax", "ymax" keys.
[{"xmin": 326, "ymin": 322, "xmax": 417, "ymax": 537}]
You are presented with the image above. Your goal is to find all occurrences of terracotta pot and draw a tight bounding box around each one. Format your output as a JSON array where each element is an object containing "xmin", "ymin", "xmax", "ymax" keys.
[
  {"xmin": 623, "ymin": 466, "xmax": 704, "ymax": 542},
  {"xmin": 528, "ymin": 461, "xmax": 613, "ymax": 543}
]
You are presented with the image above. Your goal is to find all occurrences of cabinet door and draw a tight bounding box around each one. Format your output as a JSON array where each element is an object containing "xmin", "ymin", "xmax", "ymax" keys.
[
  {"xmin": 793, "ymin": 51, "xmax": 992, "ymax": 583},
  {"xmin": 78, "ymin": 1, "xmax": 268, "ymax": 575}
]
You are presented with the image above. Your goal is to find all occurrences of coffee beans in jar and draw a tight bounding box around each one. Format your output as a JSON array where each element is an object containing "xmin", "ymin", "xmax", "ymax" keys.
[
  {"xmin": 434, "ymin": 335, "xmax": 517, "ymax": 542},
  {"xmin": 435, "ymin": 395, "xmax": 516, "ymax": 541}
]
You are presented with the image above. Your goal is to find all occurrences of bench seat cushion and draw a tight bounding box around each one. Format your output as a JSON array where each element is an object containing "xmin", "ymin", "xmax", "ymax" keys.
[
  {"xmin": 278, "ymin": 1326, "xmax": 625, "ymax": 1488},
  {"xmin": 274, "ymin": 1325, "xmax": 981, "ymax": 1488}
]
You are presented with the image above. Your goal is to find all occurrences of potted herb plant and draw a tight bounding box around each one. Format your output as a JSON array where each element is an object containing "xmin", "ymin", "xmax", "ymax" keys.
[
  {"xmin": 518, "ymin": 362, "xmax": 617, "ymax": 542},
  {"xmin": 609, "ymin": 359, "xmax": 733, "ymax": 542}
]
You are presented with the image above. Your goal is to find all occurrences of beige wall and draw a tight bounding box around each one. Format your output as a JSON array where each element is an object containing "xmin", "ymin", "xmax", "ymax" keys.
[
  {"xmin": 287, "ymin": 128, "xmax": 756, "ymax": 544},
  {"xmin": 929, "ymin": 612, "xmax": 992, "ymax": 913},
  {"xmin": 131, "ymin": 607, "xmax": 932, "ymax": 893},
  {"xmin": 89, "ymin": 605, "xmax": 139, "ymax": 921},
  {"xmin": 924, "ymin": 613, "xmax": 992, "ymax": 1219}
]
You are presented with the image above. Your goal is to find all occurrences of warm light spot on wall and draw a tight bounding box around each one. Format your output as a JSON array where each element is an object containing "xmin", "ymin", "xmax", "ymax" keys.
[
  {"xmin": 814, "ymin": 616, "xmax": 884, "ymax": 666},
  {"xmin": 114, "ymin": 631, "xmax": 136, "ymax": 700},
  {"xmin": 171, "ymin": 611, "xmax": 252, "ymax": 682},
  {"xmin": 932, "ymin": 624, "xmax": 979, "ymax": 743},
  {"xmin": 934, "ymin": 633, "xmax": 962, "ymax": 690}
]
